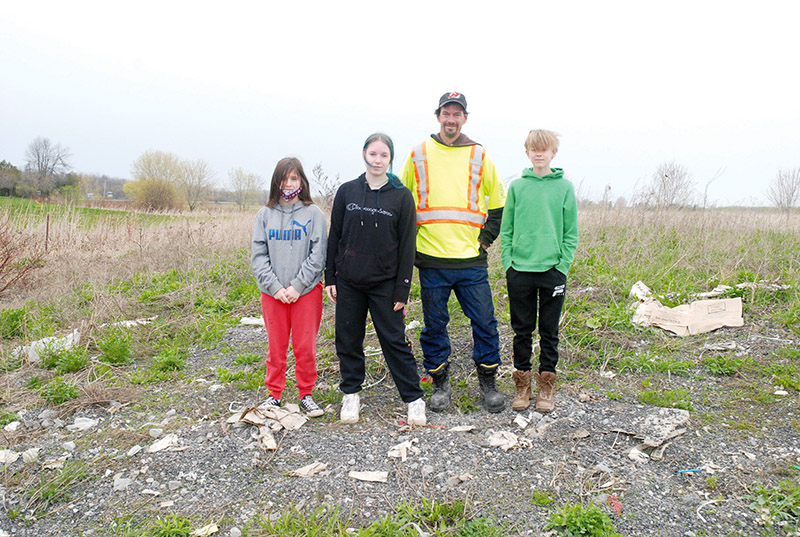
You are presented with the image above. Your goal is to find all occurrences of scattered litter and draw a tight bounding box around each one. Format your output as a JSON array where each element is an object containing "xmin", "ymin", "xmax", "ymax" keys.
[
  {"xmin": 445, "ymin": 472, "xmax": 473, "ymax": 487},
  {"xmin": 127, "ymin": 445, "xmax": 142, "ymax": 457},
  {"xmin": 208, "ymin": 384, "xmax": 224, "ymax": 393},
  {"xmin": 13, "ymin": 328, "xmax": 81, "ymax": 365},
  {"xmin": 148, "ymin": 433, "xmax": 180, "ymax": 453},
  {"xmin": 106, "ymin": 316, "xmax": 158, "ymax": 329},
  {"xmin": 239, "ymin": 316, "xmax": 263, "ymax": 326},
  {"xmin": 256, "ymin": 426, "xmax": 277, "ymax": 450},
  {"xmin": 677, "ymin": 468, "xmax": 703, "ymax": 474},
  {"xmin": 578, "ymin": 391, "xmax": 596, "ymax": 402},
  {"xmin": 513, "ymin": 415, "xmax": 531, "ymax": 429},
  {"xmin": 66, "ymin": 417, "xmax": 99, "ymax": 432},
  {"xmin": 349, "ymin": 470, "xmax": 388, "ymax": 483},
  {"xmin": 21, "ymin": 447, "xmax": 39, "ymax": 464},
  {"xmin": 568, "ymin": 428, "xmax": 590, "ymax": 441},
  {"xmin": 191, "ymin": 523, "xmax": 219, "ymax": 537},
  {"xmin": 364, "ymin": 346, "xmax": 382, "ymax": 357},
  {"xmin": 387, "ymin": 439, "xmax": 420, "ymax": 462},
  {"xmin": 141, "ymin": 489, "xmax": 161, "ymax": 496},
  {"xmin": 0, "ymin": 450, "xmax": 20, "ymax": 464},
  {"xmin": 3, "ymin": 421, "xmax": 21, "ymax": 432},
  {"xmin": 113, "ymin": 477, "xmax": 132, "ymax": 491},
  {"xmin": 160, "ymin": 500, "xmax": 175, "ymax": 508},
  {"xmin": 695, "ymin": 285, "xmax": 734, "ymax": 298},
  {"xmin": 599, "ymin": 371, "xmax": 616, "ymax": 379},
  {"xmin": 774, "ymin": 390, "xmax": 789, "ymax": 396},
  {"xmin": 42, "ymin": 455, "xmax": 70, "ymax": 470},
  {"xmin": 227, "ymin": 405, "xmax": 310, "ymax": 452},
  {"xmin": 487, "ymin": 430, "xmax": 531, "ymax": 451},
  {"xmin": 405, "ymin": 320, "xmax": 421, "ymax": 331},
  {"xmin": 703, "ymin": 341, "xmax": 744, "ymax": 352},
  {"xmin": 744, "ymin": 452, "xmax": 756, "ymax": 461},
  {"xmin": 630, "ymin": 281, "xmax": 743, "ymax": 336},
  {"xmin": 449, "ymin": 425, "xmax": 476, "ymax": 433},
  {"xmin": 288, "ymin": 462, "xmax": 328, "ymax": 477},
  {"xmin": 628, "ymin": 446, "xmax": 650, "ymax": 463},
  {"xmin": 736, "ymin": 281, "xmax": 791, "ymax": 292},
  {"xmin": 700, "ymin": 462, "xmax": 722, "ymax": 474}
]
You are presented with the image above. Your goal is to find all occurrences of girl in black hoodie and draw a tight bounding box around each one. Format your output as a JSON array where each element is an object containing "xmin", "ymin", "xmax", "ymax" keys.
[{"xmin": 325, "ymin": 133, "xmax": 425, "ymax": 426}]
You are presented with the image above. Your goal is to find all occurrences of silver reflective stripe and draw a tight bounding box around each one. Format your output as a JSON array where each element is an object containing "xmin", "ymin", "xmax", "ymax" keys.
[
  {"xmin": 468, "ymin": 145, "xmax": 484, "ymax": 212},
  {"xmin": 416, "ymin": 210, "xmax": 486, "ymax": 226},
  {"xmin": 412, "ymin": 143, "xmax": 428, "ymax": 209}
]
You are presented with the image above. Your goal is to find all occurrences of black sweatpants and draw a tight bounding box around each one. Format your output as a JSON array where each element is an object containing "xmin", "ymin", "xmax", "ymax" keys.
[
  {"xmin": 506, "ymin": 267, "xmax": 567, "ymax": 373},
  {"xmin": 335, "ymin": 278, "xmax": 423, "ymax": 403}
]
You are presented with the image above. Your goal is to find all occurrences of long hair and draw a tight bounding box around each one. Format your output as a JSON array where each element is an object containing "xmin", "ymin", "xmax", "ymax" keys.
[{"xmin": 266, "ymin": 157, "xmax": 314, "ymax": 207}]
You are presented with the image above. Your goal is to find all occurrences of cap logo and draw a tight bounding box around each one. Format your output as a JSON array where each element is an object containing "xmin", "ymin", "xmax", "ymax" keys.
[{"xmin": 448, "ymin": 92, "xmax": 461, "ymax": 98}]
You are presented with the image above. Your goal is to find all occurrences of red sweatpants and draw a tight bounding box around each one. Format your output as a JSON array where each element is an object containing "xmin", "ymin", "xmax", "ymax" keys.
[{"xmin": 260, "ymin": 283, "xmax": 323, "ymax": 399}]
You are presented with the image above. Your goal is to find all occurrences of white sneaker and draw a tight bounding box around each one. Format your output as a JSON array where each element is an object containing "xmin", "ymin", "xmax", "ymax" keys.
[
  {"xmin": 407, "ymin": 398, "xmax": 427, "ymax": 426},
  {"xmin": 340, "ymin": 393, "xmax": 360, "ymax": 424}
]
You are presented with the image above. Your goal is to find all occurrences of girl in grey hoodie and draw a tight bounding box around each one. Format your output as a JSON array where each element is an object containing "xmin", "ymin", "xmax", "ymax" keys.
[{"xmin": 251, "ymin": 158, "xmax": 327, "ymax": 417}]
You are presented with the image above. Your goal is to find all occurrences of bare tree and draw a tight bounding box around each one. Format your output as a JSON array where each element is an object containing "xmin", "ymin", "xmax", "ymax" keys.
[
  {"xmin": 131, "ymin": 150, "xmax": 182, "ymax": 183},
  {"xmin": 23, "ymin": 137, "xmax": 72, "ymax": 195},
  {"xmin": 312, "ymin": 163, "xmax": 340, "ymax": 212},
  {"xmin": 228, "ymin": 168, "xmax": 263, "ymax": 210},
  {"xmin": 635, "ymin": 160, "xmax": 696, "ymax": 209},
  {"xmin": 766, "ymin": 168, "xmax": 800, "ymax": 221},
  {"xmin": 178, "ymin": 159, "xmax": 215, "ymax": 211},
  {"xmin": 128, "ymin": 151, "xmax": 184, "ymax": 210}
]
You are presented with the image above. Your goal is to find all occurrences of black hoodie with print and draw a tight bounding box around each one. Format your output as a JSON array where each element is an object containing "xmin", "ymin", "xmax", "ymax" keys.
[{"xmin": 325, "ymin": 174, "xmax": 416, "ymax": 303}]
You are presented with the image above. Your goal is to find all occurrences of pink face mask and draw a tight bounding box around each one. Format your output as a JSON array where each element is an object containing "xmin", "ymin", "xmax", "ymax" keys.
[{"xmin": 281, "ymin": 186, "xmax": 302, "ymax": 201}]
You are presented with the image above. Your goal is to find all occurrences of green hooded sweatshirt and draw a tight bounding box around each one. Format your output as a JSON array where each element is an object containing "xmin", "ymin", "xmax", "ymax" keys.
[{"xmin": 499, "ymin": 167, "xmax": 578, "ymax": 275}]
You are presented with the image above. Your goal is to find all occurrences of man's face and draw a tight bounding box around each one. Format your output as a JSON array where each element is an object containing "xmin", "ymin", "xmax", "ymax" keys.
[{"xmin": 437, "ymin": 104, "xmax": 468, "ymax": 142}]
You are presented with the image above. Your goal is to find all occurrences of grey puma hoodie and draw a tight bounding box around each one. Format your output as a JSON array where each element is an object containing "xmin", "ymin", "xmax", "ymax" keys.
[{"xmin": 251, "ymin": 201, "xmax": 327, "ymax": 297}]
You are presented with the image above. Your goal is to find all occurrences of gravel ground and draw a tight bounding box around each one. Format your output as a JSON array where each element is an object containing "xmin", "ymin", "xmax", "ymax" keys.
[{"xmin": 1, "ymin": 323, "xmax": 799, "ymax": 537}]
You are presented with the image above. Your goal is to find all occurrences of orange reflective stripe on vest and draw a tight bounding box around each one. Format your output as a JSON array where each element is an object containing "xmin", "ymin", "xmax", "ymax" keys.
[{"xmin": 411, "ymin": 141, "xmax": 486, "ymax": 228}]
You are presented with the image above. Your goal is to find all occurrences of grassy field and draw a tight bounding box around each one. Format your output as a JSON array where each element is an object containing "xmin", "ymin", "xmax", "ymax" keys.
[{"xmin": 1, "ymin": 200, "xmax": 799, "ymax": 535}]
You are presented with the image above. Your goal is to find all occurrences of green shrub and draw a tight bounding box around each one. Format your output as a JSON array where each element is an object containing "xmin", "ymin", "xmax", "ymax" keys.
[
  {"xmin": 545, "ymin": 502, "xmax": 624, "ymax": 537},
  {"xmin": 40, "ymin": 377, "xmax": 79, "ymax": 404},
  {"xmin": 40, "ymin": 345, "xmax": 89, "ymax": 374},
  {"xmin": 0, "ymin": 307, "xmax": 27, "ymax": 339},
  {"xmin": 98, "ymin": 328, "xmax": 133, "ymax": 365}
]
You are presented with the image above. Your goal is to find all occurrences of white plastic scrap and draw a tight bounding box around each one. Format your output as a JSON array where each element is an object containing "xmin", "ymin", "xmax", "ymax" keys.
[
  {"xmin": 487, "ymin": 430, "xmax": 531, "ymax": 451},
  {"xmin": 14, "ymin": 329, "xmax": 80, "ymax": 365},
  {"xmin": 191, "ymin": 523, "xmax": 219, "ymax": 536},
  {"xmin": 148, "ymin": 433, "xmax": 180, "ymax": 453},
  {"xmin": 348, "ymin": 470, "xmax": 389, "ymax": 483},
  {"xmin": 66, "ymin": 417, "xmax": 99, "ymax": 432},
  {"xmin": 3, "ymin": 421, "xmax": 21, "ymax": 432},
  {"xmin": 22, "ymin": 448, "xmax": 40, "ymax": 464},
  {"xmin": 628, "ymin": 446, "xmax": 650, "ymax": 463},
  {"xmin": 0, "ymin": 450, "xmax": 20, "ymax": 464},
  {"xmin": 288, "ymin": 462, "xmax": 328, "ymax": 477},
  {"xmin": 239, "ymin": 316, "xmax": 264, "ymax": 326},
  {"xmin": 387, "ymin": 439, "xmax": 420, "ymax": 462}
]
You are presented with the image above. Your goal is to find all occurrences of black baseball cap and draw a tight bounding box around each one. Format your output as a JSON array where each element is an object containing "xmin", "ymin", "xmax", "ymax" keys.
[{"xmin": 437, "ymin": 91, "xmax": 467, "ymax": 113}]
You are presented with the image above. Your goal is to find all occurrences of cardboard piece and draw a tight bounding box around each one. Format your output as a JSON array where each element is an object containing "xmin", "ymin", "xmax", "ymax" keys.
[
  {"xmin": 349, "ymin": 470, "xmax": 389, "ymax": 483},
  {"xmin": 630, "ymin": 281, "xmax": 743, "ymax": 336}
]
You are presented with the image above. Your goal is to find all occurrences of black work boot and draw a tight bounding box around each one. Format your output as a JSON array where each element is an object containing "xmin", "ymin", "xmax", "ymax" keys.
[
  {"xmin": 476, "ymin": 364, "xmax": 505, "ymax": 413},
  {"xmin": 428, "ymin": 363, "xmax": 452, "ymax": 412}
]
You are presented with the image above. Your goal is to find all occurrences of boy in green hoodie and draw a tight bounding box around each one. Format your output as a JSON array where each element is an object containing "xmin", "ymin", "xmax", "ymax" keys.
[{"xmin": 500, "ymin": 130, "xmax": 578, "ymax": 413}]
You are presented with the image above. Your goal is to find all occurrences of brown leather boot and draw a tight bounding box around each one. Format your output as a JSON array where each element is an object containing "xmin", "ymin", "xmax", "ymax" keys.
[
  {"xmin": 511, "ymin": 370, "xmax": 532, "ymax": 411},
  {"xmin": 534, "ymin": 371, "xmax": 557, "ymax": 413}
]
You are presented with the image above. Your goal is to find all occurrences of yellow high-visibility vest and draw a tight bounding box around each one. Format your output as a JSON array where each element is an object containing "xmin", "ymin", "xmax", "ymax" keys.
[{"xmin": 401, "ymin": 138, "xmax": 506, "ymax": 259}]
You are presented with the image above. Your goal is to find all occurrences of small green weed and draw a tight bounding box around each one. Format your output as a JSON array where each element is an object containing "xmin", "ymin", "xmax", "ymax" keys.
[
  {"xmin": 148, "ymin": 513, "xmax": 194, "ymax": 537},
  {"xmin": 532, "ymin": 490, "xmax": 555, "ymax": 507},
  {"xmin": 98, "ymin": 328, "xmax": 133, "ymax": 365},
  {"xmin": 233, "ymin": 352, "xmax": 261, "ymax": 366},
  {"xmin": 619, "ymin": 351, "xmax": 692, "ymax": 375},
  {"xmin": 40, "ymin": 377, "xmax": 79, "ymax": 404},
  {"xmin": 0, "ymin": 410, "xmax": 19, "ymax": 427},
  {"xmin": 747, "ymin": 480, "xmax": 800, "ymax": 532},
  {"xmin": 606, "ymin": 391, "xmax": 623, "ymax": 400},
  {"xmin": 0, "ymin": 307, "xmax": 27, "ymax": 339},
  {"xmin": 765, "ymin": 362, "xmax": 800, "ymax": 391},
  {"xmin": 702, "ymin": 355, "xmax": 754, "ymax": 376},
  {"xmin": 545, "ymin": 502, "xmax": 623, "ymax": 536},
  {"xmin": 151, "ymin": 347, "xmax": 187, "ymax": 372},
  {"xmin": 25, "ymin": 375, "xmax": 44, "ymax": 390},
  {"xmin": 26, "ymin": 460, "xmax": 88, "ymax": 513},
  {"xmin": 638, "ymin": 389, "xmax": 693, "ymax": 411},
  {"xmin": 40, "ymin": 345, "xmax": 89, "ymax": 374},
  {"xmin": 706, "ymin": 475, "xmax": 718, "ymax": 491}
]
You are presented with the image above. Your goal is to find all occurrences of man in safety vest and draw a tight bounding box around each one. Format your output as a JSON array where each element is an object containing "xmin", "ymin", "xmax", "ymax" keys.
[{"xmin": 400, "ymin": 91, "xmax": 507, "ymax": 413}]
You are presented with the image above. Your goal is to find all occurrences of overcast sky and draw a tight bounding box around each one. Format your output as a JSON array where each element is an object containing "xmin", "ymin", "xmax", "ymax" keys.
[{"xmin": 3, "ymin": 1, "xmax": 799, "ymax": 206}]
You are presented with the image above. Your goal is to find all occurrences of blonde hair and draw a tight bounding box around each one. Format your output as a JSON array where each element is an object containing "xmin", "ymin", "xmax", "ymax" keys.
[{"xmin": 524, "ymin": 129, "xmax": 560, "ymax": 152}]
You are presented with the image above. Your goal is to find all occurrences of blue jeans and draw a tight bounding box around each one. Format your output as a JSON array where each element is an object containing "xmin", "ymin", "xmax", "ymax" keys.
[{"xmin": 418, "ymin": 267, "xmax": 501, "ymax": 372}]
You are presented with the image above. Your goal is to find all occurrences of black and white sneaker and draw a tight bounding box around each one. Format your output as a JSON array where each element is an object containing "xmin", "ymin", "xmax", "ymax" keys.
[
  {"xmin": 258, "ymin": 395, "xmax": 281, "ymax": 410},
  {"xmin": 300, "ymin": 395, "xmax": 324, "ymax": 418}
]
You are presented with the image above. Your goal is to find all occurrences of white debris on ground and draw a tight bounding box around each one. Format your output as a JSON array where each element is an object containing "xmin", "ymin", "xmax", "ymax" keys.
[{"xmin": 629, "ymin": 281, "xmax": 743, "ymax": 336}]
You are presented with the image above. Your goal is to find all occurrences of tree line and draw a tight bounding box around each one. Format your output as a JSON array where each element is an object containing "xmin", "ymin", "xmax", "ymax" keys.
[{"xmin": 2, "ymin": 136, "xmax": 799, "ymax": 215}]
